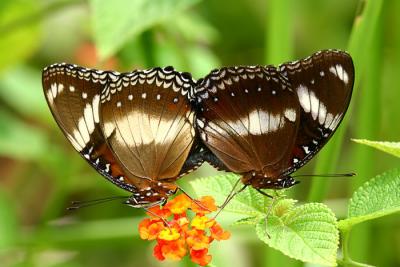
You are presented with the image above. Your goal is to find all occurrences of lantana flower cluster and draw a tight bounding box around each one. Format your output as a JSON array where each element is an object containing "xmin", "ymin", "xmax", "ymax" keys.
[{"xmin": 138, "ymin": 194, "xmax": 230, "ymax": 266}]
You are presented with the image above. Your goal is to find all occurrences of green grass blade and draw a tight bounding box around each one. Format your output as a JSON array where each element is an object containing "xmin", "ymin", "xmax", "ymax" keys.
[{"xmin": 308, "ymin": 0, "xmax": 384, "ymax": 202}]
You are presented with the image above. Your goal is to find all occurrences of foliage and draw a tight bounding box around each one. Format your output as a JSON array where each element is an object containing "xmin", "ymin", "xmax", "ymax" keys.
[{"xmin": 0, "ymin": 0, "xmax": 399, "ymax": 266}]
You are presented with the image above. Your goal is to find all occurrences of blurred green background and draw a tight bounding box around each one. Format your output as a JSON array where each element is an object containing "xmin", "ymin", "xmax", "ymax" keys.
[{"xmin": 0, "ymin": 0, "xmax": 399, "ymax": 266}]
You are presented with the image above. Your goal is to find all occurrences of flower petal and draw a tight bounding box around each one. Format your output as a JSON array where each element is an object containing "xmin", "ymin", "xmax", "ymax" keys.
[
  {"xmin": 191, "ymin": 196, "xmax": 218, "ymax": 214},
  {"xmin": 161, "ymin": 239, "xmax": 187, "ymax": 261},
  {"xmin": 165, "ymin": 194, "xmax": 192, "ymax": 214},
  {"xmin": 158, "ymin": 228, "xmax": 181, "ymax": 241},
  {"xmin": 210, "ymin": 223, "xmax": 231, "ymax": 240},
  {"xmin": 190, "ymin": 248, "xmax": 212, "ymax": 266}
]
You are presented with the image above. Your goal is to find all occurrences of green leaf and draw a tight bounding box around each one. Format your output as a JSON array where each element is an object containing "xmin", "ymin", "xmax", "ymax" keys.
[
  {"xmin": 0, "ymin": 0, "xmax": 40, "ymax": 72},
  {"xmin": 0, "ymin": 192, "xmax": 18, "ymax": 249},
  {"xmin": 189, "ymin": 173, "xmax": 267, "ymax": 217},
  {"xmin": 0, "ymin": 109, "xmax": 48, "ymax": 160},
  {"xmin": 256, "ymin": 203, "xmax": 339, "ymax": 266},
  {"xmin": 0, "ymin": 66, "xmax": 49, "ymax": 121},
  {"xmin": 339, "ymin": 169, "xmax": 400, "ymax": 229},
  {"xmin": 352, "ymin": 139, "xmax": 400, "ymax": 158},
  {"xmin": 90, "ymin": 0, "xmax": 201, "ymax": 59}
]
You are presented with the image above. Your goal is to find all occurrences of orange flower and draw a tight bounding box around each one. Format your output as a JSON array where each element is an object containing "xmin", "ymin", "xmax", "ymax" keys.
[
  {"xmin": 153, "ymin": 243, "xmax": 165, "ymax": 261},
  {"xmin": 165, "ymin": 194, "xmax": 192, "ymax": 214},
  {"xmin": 191, "ymin": 196, "xmax": 218, "ymax": 214},
  {"xmin": 138, "ymin": 218, "xmax": 164, "ymax": 240},
  {"xmin": 190, "ymin": 248, "xmax": 212, "ymax": 266},
  {"xmin": 137, "ymin": 194, "xmax": 230, "ymax": 265},
  {"xmin": 210, "ymin": 222, "xmax": 231, "ymax": 240},
  {"xmin": 146, "ymin": 205, "xmax": 171, "ymax": 219},
  {"xmin": 161, "ymin": 239, "xmax": 187, "ymax": 261},
  {"xmin": 186, "ymin": 229, "xmax": 211, "ymax": 250},
  {"xmin": 191, "ymin": 215, "xmax": 214, "ymax": 230},
  {"xmin": 158, "ymin": 228, "xmax": 180, "ymax": 241}
]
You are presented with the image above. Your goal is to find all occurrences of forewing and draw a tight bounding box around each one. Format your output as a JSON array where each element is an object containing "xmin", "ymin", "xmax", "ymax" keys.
[
  {"xmin": 195, "ymin": 66, "xmax": 300, "ymax": 176},
  {"xmin": 42, "ymin": 64, "xmax": 140, "ymax": 192},
  {"xmin": 100, "ymin": 67, "xmax": 196, "ymax": 181},
  {"xmin": 278, "ymin": 49, "xmax": 354, "ymax": 174}
]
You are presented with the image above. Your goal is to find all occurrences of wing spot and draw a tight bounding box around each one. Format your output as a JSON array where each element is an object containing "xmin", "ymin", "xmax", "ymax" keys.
[
  {"xmin": 117, "ymin": 101, "xmax": 122, "ymax": 107},
  {"xmin": 105, "ymin": 163, "xmax": 110, "ymax": 173},
  {"xmin": 230, "ymin": 92, "xmax": 235, "ymax": 97},
  {"xmin": 320, "ymin": 71, "xmax": 325, "ymax": 77},
  {"xmin": 173, "ymin": 97, "xmax": 179, "ymax": 103},
  {"xmin": 213, "ymin": 97, "xmax": 218, "ymax": 102},
  {"xmin": 293, "ymin": 158, "xmax": 299, "ymax": 163},
  {"xmin": 310, "ymin": 79, "xmax": 315, "ymax": 84},
  {"xmin": 272, "ymin": 90, "xmax": 276, "ymax": 95},
  {"xmin": 156, "ymin": 94, "xmax": 161, "ymax": 100},
  {"xmin": 244, "ymin": 89, "xmax": 249, "ymax": 93},
  {"xmin": 284, "ymin": 108, "xmax": 296, "ymax": 122},
  {"xmin": 257, "ymin": 87, "xmax": 262, "ymax": 92},
  {"xmin": 82, "ymin": 92, "xmax": 87, "ymax": 99},
  {"xmin": 303, "ymin": 146, "xmax": 310, "ymax": 154},
  {"xmin": 142, "ymin": 93, "xmax": 147, "ymax": 99},
  {"xmin": 128, "ymin": 94, "xmax": 133, "ymax": 100}
]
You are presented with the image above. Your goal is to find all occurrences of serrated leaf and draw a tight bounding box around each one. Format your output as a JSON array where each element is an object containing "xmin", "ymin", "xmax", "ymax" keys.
[
  {"xmin": 256, "ymin": 203, "xmax": 339, "ymax": 266},
  {"xmin": 339, "ymin": 169, "xmax": 400, "ymax": 229},
  {"xmin": 90, "ymin": 0, "xmax": 201, "ymax": 59},
  {"xmin": 189, "ymin": 173, "xmax": 267, "ymax": 216},
  {"xmin": 272, "ymin": 198, "xmax": 297, "ymax": 217},
  {"xmin": 352, "ymin": 139, "xmax": 400, "ymax": 158}
]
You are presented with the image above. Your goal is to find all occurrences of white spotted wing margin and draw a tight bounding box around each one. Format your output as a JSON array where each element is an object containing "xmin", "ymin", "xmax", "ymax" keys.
[
  {"xmin": 278, "ymin": 49, "xmax": 355, "ymax": 174},
  {"xmin": 42, "ymin": 63, "xmax": 138, "ymax": 192}
]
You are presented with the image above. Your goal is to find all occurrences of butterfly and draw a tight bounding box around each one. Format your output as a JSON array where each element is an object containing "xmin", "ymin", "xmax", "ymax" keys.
[
  {"xmin": 42, "ymin": 64, "xmax": 204, "ymax": 208},
  {"xmin": 194, "ymin": 50, "xmax": 354, "ymax": 194}
]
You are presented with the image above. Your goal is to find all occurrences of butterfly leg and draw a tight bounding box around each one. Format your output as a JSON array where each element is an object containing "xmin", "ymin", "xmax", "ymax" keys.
[
  {"xmin": 213, "ymin": 179, "xmax": 247, "ymax": 219},
  {"xmin": 256, "ymin": 189, "xmax": 274, "ymax": 198},
  {"xmin": 176, "ymin": 186, "xmax": 212, "ymax": 212},
  {"xmin": 144, "ymin": 206, "xmax": 171, "ymax": 227},
  {"xmin": 263, "ymin": 191, "xmax": 279, "ymax": 239}
]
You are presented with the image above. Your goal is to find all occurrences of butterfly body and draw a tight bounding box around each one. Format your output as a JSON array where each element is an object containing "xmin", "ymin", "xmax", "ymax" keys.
[{"xmin": 194, "ymin": 50, "xmax": 354, "ymax": 190}]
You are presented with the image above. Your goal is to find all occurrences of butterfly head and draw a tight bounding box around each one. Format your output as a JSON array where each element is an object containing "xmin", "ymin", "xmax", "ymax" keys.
[
  {"xmin": 242, "ymin": 171, "xmax": 299, "ymax": 190},
  {"xmin": 124, "ymin": 181, "xmax": 178, "ymax": 208}
]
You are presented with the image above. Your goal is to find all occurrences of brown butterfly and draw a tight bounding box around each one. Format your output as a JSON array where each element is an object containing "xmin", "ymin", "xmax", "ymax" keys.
[
  {"xmin": 194, "ymin": 50, "xmax": 354, "ymax": 196},
  {"xmin": 43, "ymin": 64, "xmax": 204, "ymax": 209}
]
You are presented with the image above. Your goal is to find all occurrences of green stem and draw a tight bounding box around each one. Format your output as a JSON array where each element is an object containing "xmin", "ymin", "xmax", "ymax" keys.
[{"xmin": 308, "ymin": 0, "xmax": 385, "ymax": 202}]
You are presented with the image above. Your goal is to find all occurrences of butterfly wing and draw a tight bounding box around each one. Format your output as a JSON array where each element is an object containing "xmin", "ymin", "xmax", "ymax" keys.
[
  {"xmin": 100, "ymin": 67, "xmax": 196, "ymax": 181},
  {"xmin": 278, "ymin": 50, "xmax": 354, "ymax": 174},
  {"xmin": 195, "ymin": 66, "xmax": 300, "ymax": 178},
  {"xmin": 42, "ymin": 64, "xmax": 141, "ymax": 192}
]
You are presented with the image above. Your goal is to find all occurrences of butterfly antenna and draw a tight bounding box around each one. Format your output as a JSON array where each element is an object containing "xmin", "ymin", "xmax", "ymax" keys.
[
  {"xmin": 292, "ymin": 172, "xmax": 356, "ymax": 178},
  {"xmin": 67, "ymin": 196, "xmax": 129, "ymax": 210},
  {"xmin": 213, "ymin": 178, "xmax": 247, "ymax": 220}
]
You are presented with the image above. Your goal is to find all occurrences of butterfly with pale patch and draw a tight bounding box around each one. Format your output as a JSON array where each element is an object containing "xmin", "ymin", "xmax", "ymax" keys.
[
  {"xmin": 194, "ymin": 49, "xmax": 354, "ymax": 194},
  {"xmin": 42, "ymin": 64, "xmax": 204, "ymax": 209}
]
